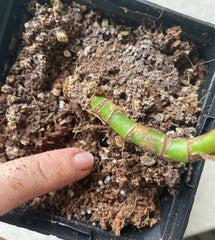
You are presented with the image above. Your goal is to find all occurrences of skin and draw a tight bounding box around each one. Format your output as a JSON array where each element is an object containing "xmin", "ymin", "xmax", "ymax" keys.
[{"xmin": 0, "ymin": 148, "xmax": 94, "ymax": 216}]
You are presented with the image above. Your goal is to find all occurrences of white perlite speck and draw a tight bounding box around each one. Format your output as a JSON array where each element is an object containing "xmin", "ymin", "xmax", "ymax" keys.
[
  {"xmin": 116, "ymin": 177, "xmax": 120, "ymax": 183},
  {"xmin": 79, "ymin": 140, "xmax": 87, "ymax": 146},
  {"xmin": 120, "ymin": 190, "xmax": 126, "ymax": 196},
  {"xmin": 87, "ymin": 209, "xmax": 92, "ymax": 215},
  {"xmin": 104, "ymin": 175, "xmax": 111, "ymax": 184},
  {"xmin": 59, "ymin": 100, "xmax": 65, "ymax": 110},
  {"xmin": 98, "ymin": 180, "xmax": 103, "ymax": 186}
]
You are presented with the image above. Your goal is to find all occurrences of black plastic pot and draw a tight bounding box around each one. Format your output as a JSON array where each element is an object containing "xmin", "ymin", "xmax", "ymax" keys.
[{"xmin": 0, "ymin": 1, "xmax": 215, "ymax": 239}]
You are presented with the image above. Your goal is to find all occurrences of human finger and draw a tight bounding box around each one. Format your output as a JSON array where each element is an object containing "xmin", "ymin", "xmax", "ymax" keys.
[{"xmin": 0, "ymin": 148, "xmax": 94, "ymax": 216}]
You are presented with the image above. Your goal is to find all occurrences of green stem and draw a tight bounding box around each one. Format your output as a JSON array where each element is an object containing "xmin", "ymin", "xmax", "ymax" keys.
[{"xmin": 90, "ymin": 96, "xmax": 215, "ymax": 163}]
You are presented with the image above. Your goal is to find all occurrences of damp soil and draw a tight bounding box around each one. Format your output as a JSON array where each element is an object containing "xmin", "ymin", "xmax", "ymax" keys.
[{"xmin": 0, "ymin": 1, "xmax": 207, "ymax": 235}]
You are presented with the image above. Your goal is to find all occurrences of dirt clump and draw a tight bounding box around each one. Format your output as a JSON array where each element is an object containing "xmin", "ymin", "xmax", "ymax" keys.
[{"xmin": 0, "ymin": 1, "xmax": 206, "ymax": 235}]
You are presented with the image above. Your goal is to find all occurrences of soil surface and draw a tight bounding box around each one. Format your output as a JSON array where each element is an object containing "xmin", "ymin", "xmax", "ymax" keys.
[{"xmin": 0, "ymin": 1, "xmax": 206, "ymax": 235}]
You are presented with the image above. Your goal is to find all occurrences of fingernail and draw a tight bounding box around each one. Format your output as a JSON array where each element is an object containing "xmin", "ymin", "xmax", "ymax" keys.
[{"xmin": 74, "ymin": 152, "xmax": 94, "ymax": 171}]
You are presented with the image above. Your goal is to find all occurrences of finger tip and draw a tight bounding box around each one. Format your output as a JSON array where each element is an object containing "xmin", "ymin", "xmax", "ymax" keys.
[
  {"xmin": 60, "ymin": 149, "xmax": 94, "ymax": 183},
  {"xmin": 74, "ymin": 152, "xmax": 94, "ymax": 171}
]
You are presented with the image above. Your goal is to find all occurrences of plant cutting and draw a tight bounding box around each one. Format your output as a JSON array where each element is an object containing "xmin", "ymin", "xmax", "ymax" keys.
[{"xmin": 90, "ymin": 95, "xmax": 215, "ymax": 163}]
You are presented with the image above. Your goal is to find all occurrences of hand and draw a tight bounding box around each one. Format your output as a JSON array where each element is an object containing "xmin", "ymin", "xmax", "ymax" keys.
[{"xmin": 0, "ymin": 148, "xmax": 94, "ymax": 216}]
